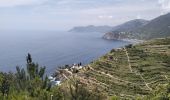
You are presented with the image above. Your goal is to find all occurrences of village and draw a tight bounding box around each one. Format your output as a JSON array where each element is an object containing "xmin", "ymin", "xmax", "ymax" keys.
[{"xmin": 48, "ymin": 62, "xmax": 85, "ymax": 86}]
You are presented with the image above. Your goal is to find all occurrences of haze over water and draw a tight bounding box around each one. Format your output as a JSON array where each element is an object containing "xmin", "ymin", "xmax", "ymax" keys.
[{"xmin": 0, "ymin": 30, "xmax": 129, "ymax": 74}]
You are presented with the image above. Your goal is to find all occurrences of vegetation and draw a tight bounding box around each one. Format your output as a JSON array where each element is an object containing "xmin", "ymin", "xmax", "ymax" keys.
[
  {"xmin": 80, "ymin": 37, "xmax": 170, "ymax": 99},
  {"xmin": 0, "ymin": 54, "xmax": 105, "ymax": 100},
  {"xmin": 0, "ymin": 37, "xmax": 170, "ymax": 99}
]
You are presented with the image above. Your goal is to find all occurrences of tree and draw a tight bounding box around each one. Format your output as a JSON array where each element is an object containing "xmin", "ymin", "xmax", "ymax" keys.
[
  {"xmin": 26, "ymin": 54, "xmax": 46, "ymax": 80},
  {"xmin": 15, "ymin": 53, "xmax": 51, "ymax": 98},
  {"xmin": 125, "ymin": 44, "xmax": 133, "ymax": 48},
  {"xmin": 0, "ymin": 74, "xmax": 10, "ymax": 97},
  {"xmin": 65, "ymin": 77, "xmax": 107, "ymax": 100},
  {"xmin": 27, "ymin": 53, "xmax": 32, "ymax": 64}
]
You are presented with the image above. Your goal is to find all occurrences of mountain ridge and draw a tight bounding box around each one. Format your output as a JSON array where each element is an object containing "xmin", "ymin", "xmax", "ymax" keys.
[
  {"xmin": 135, "ymin": 13, "xmax": 170, "ymax": 39},
  {"xmin": 69, "ymin": 25, "xmax": 113, "ymax": 33},
  {"xmin": 103, "ymin": 19, "xmax": 149, "ymax": 40},
  {"xmin": 103, "ymin": 13, "xmax": 170, "ymax": 40}
]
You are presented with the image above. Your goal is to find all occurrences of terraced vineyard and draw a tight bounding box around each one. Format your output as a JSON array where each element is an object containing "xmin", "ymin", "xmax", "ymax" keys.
[{"xmin": 81, "ymin": 38, "xmax": 170, "ymax": 99}]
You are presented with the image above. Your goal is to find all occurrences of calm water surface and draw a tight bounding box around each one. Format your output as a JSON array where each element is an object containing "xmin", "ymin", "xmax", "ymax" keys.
[{"xmin": 0, "ymin": 30, "xmax": 130, "ymax": 74}]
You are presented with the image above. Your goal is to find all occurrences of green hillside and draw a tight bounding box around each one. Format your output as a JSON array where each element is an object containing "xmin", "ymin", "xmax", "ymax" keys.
[{"xmin": 80, "ymin": 37, "xmax": 170, "ymax": 99}]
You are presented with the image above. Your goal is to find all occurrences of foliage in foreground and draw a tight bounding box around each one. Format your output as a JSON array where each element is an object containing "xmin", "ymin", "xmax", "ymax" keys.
[{"xmin": 0, "ymin": 54, "xmax": 106, "ymax": 100}]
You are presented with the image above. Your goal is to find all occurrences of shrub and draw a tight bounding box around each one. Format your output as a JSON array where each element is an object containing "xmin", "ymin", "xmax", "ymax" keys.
[{"xmin": 125, "ymin": 44, "xmax": 133, "ymax": 48}]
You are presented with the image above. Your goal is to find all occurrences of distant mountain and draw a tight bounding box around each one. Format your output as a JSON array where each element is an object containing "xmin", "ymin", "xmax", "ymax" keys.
[
  {"xmin": 112, "ymin": 19, "xmax": 149, "ymax": 32},
  {"xmin": 103, "ymin": 19, "xmax": 149, "ymax": 40},
  {"xmin": 103, "ymin": 13, "xmax": 170, "ymax": 40},
  {"xmin": 135, "ymin": 13, "xmax": 170, "ymax": 39},
  {"xmin": 69, "ymin": 25, "xmax": 113, "ymax": 33}
]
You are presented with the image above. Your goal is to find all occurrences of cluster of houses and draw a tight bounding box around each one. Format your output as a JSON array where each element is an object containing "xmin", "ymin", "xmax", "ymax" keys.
[
  {"xmin": 48, "ymin": 63, "xmax": 83, "ymax": 86},
  {"xmin": 48, "ymin": 76, "xmax": 61, "ymax": 86}
]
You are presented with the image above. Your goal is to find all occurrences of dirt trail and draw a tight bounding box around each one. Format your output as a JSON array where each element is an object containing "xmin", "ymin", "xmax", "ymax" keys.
[
  {"xmin": 124, "ymin": 47, "xmax": 152, "ymax": 91},
  {"xmin": 124, "ymin": 48, "xmax": 133, "ymax": 73},
  {"xmin": 164, "ymin": 75, "xmax": 168, "ymax": 81}
]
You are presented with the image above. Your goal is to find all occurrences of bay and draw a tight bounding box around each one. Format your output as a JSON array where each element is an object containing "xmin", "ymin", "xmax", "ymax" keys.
[{"xmin": 0, "ymin": 30, "xmax": 129, "ymax": 74}]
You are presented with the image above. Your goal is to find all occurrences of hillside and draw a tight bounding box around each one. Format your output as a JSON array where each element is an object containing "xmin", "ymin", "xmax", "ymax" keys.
[
  {"xmin": 135, "ymin": 13, "xmax": 170, "ymax": 39},
  {"xmin": 73, "ymin": 37, "xmax": 170, "ymax": 99},
  {"xmin": 112, "ymin": 19, "xmax": 149, "ymax": 32},
  {"xmin": 103, "ymin": 13, "xmax": 170, "ymax": 40},
  {"xmin": 69, "ymin": 25, "xmax": 113, "ymax": 33},
  {"xmin": 103, "ymin": 19, "xmax": 149, "ymax": 40}
]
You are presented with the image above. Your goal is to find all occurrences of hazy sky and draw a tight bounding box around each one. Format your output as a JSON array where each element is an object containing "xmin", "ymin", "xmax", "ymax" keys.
[{"xmin": 0, "ymin": 0, "xmax": 170, "ymax": 30}]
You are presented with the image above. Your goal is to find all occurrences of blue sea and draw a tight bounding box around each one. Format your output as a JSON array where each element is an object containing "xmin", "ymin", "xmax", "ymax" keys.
[{"xmin": 0, "ymin": 30, "xmax": 129, "ymax": 74}]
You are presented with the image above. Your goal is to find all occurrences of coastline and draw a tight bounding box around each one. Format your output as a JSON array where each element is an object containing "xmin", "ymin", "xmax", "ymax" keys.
[
  {"xmin": 121, "ymin": 38, "xmax": 145, "ymax": 44},
  {"xmin": 102, "ymin": 34, "xmax": 144, "ymax": 44},
  {"xmin": 102, "ymin": 36, "xmax": 145, "ymax": 44},
  {"xmin": 48, "ymin": 38, "xmax": 144, "ymax": 86},
  {"xmin": 48, "ymin": 38, "xmax": 137, "ymax": 86}
]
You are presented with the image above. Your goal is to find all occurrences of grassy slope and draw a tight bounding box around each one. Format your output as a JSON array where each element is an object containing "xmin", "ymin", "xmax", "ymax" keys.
[{"xmin": 79, "ymin": 37, "xmax": 170, "ymax": 99}]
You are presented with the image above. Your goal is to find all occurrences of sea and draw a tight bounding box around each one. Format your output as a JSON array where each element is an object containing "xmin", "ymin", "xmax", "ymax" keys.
[{"xmin": 0, "ymin": 30, "xmax": 130, "ymax": 74}]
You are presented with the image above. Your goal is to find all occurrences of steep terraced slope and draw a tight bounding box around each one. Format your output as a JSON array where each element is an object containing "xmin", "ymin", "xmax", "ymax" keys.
[{"xmin": 80, "ymin": 38, "xmax": 170, "ymax": 99}]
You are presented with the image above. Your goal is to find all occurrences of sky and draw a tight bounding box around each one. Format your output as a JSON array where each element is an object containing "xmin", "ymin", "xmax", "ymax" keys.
[{"xmin": 0, "ymin": 0, "xmax": 170, "ymax": 31}]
